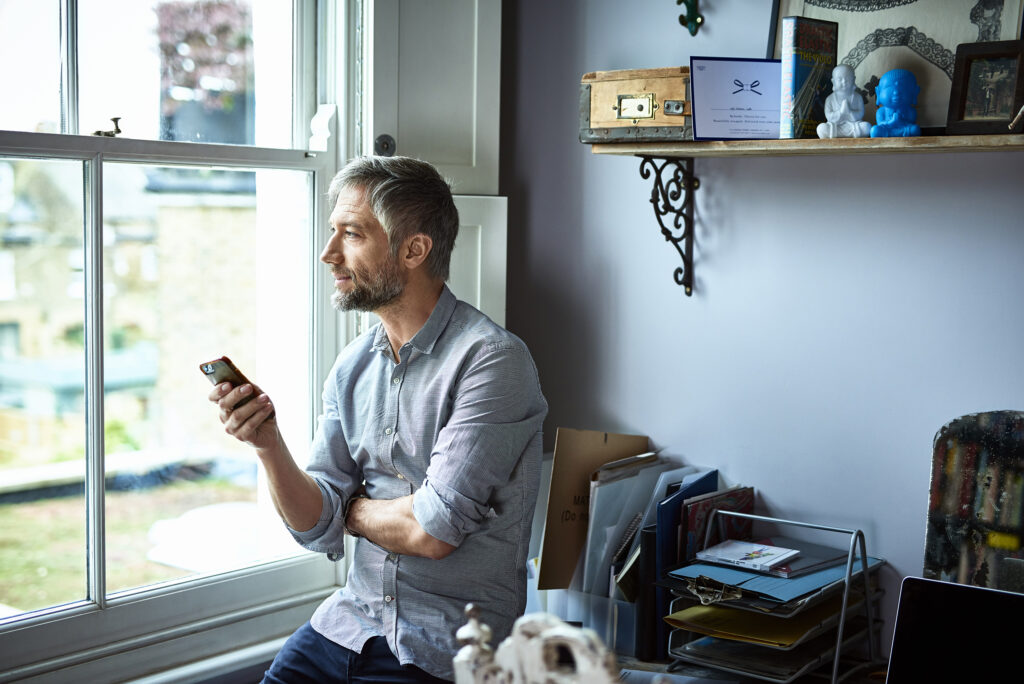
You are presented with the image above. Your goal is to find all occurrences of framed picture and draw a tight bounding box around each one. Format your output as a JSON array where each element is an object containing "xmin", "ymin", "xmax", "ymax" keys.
[
  {"xmin": 768, "ymin": 0, "xmax": 1024, "ymax": 132},
  {"xmin": 689, "ymin": 56, "xmax": 782, "ymax": 140},
  {"xmin": 946, "ymin": 39, "xmax": 1024, "ymax": 134}
]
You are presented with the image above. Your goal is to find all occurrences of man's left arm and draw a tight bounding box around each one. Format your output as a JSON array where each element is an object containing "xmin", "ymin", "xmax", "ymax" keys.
[
  {"xmin": 345, "ymin": 340, "xmax": 546, "ymax": 558},
  {"xmin": 344, "ymin": 494, "xmax": 455, "ymax": 559}
]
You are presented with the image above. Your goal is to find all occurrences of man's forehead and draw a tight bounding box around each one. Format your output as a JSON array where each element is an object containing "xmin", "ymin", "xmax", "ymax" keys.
[{"xmin": 330, "ymin": 185, "xmax": 376, "ymax": 223}]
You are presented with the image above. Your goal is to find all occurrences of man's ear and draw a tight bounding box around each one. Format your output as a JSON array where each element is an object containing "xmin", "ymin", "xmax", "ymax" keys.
[{"xmin": 401, "ymin": 233, "xmax": 433, "ymax": 269}]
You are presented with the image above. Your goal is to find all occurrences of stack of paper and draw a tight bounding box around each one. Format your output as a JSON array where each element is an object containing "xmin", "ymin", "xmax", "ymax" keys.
[
  {"xmin": 582, "ymin": 451, "xmax": 670, "ymax": 595},
  {"xmin": 663, "ymin": 588, "xmax": 863, "ymax": 649},
  {"xmin": 672, "ymin": 616, "xmax": 869, "ymax": 682}
]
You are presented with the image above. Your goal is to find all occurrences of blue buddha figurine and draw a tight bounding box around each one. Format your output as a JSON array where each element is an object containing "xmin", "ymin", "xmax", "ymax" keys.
[{"xmin": 870, "ymin": 68, "xmax": 921, "ymax": 138}]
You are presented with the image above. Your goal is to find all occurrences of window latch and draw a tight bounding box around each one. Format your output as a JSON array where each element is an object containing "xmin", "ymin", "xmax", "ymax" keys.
[{"xmin": 93, "ymin": 117, "xmax": 122, "ymax": 137}]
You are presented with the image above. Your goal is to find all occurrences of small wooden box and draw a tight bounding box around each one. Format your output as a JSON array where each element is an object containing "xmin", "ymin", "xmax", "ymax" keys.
[{"xmin": 579, "ymin": 66, "xmax": 692, "ymax": 143}]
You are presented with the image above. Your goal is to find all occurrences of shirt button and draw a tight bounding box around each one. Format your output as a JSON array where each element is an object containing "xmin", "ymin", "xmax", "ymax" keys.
[
  {"xmin": 396, "ymin": 472, "xmax": 405, "ymax": 480},
  {"xmin": 385, "ymin": 427, "xmax": 393, "ymax": 435},
  {"xmin": 392, "ymin": 377, "xmax": 400, "ymax": 384},
  {"xmin": 387, "ymin": 553, "xmax": 397, "ymax": 561},
  {"xmin": 384, "ymin": 595, "xmax": 394, "ymax": 603}
]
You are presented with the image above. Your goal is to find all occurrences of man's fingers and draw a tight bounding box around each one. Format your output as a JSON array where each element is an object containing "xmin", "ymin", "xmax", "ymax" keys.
[
  {"xmin": 223, "ymin": 392, "xmax": 273, "ymax": 426},
  {"xmin": 211, "ymin": 383, "xmax": 256, "ymax": 412},
  {"xmin": 224, "ymin": 396, "xmax": 276, "ymax": 443},
  {"xmin": 208, "ymin": 381, "xmax": 232, "ymax": 403}
]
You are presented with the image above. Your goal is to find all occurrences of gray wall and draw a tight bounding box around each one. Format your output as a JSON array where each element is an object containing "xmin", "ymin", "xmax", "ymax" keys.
[{"xmin": 501, "ymin": 0, "xmax": 1024, "ymax": 652}]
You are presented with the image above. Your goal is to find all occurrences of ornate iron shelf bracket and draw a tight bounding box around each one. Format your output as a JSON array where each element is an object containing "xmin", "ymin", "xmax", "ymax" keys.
[{"xmin": 639, "ymin": 155, "xmax": 699, "ymax": 296}]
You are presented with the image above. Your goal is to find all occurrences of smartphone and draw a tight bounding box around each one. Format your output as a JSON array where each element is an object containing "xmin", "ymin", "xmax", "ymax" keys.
[{"xmin": 199, "ymin": 356, "xmax": 257, "ymax": 409}]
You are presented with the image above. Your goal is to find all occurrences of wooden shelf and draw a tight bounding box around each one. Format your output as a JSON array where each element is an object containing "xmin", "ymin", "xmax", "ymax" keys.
[{"xmin": 591, "ymin": 133, "xmax": 1024, "ymax": 159}]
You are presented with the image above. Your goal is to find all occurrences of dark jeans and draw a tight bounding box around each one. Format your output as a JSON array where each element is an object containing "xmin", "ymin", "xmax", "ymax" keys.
[{"xmin": 262, "ymin": 622, "xmax": 451, "ymax": 683}]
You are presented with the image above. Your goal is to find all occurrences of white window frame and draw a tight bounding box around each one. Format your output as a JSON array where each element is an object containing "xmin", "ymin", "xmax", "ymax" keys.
[{"xmin": 0, "ymin": 2, "xmax": 361, "ymax": 681}]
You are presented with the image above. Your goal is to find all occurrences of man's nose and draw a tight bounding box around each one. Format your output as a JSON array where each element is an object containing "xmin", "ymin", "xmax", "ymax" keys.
[{"xmin": 320, "ymin": 233, "xmax": 344, "ymax": 264}]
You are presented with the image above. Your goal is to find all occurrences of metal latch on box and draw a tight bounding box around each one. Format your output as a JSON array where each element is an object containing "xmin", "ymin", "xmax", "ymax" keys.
[{"xmin": 615, "ymin": 93, "xmax": 656, "ymax": 121}]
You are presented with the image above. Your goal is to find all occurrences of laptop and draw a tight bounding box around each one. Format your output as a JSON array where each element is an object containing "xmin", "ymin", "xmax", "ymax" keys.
[{"xmin": 885, "ymin": 576, "xmax": 1024, "ymax": 683}]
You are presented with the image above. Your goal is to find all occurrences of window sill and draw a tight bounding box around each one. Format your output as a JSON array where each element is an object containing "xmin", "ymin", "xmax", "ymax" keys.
[{"xmin": 0, "ymin": 558, "xmax": 336, "ymax": 683}]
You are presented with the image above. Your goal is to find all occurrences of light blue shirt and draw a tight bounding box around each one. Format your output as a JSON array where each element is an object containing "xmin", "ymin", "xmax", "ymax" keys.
[{"xmin": 290, "ymin": 286, "xmax": 547, "ymax": 680}]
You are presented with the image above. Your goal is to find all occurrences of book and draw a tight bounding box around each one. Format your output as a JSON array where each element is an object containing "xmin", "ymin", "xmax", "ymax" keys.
[
  {"xmin": 682, "ymin": 485, "xmax": 754, "ymax": 563},
  {"xmin": 613, "ymin": 541, "xmax": 642, "ymax": 602},
  {"xmin": 940, "ymin": 439, "xmax": 964, "ymax": 514},
  {"xmin": 696, "ymin": 539, "xmax": 799, "ymax": 572},
  {"xmin": 956, "ymin": 442, "xmax": 980, "ymax": 517},
  {"xmin": 928, "ymin": 437, "xmax": 948, "ymax": 512},
  {"xmin": 779, "ymin": 16, "xmax": 838, "ymax": 139},
  {"xmin": 609, "ymin": 511, "xmax": 643, "ymax": 600},
  {"xmin": 758, "ymin": 536, "xmax": 848, "ymax": 579},
  {"xmin": 612, "ymin": 511, "xmax": 644, "ymax": 565}
]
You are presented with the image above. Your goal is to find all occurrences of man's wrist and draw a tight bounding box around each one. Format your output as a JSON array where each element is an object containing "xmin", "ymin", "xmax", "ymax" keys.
[{"xmin": 344, "ymin": 493, "xmax": 369, "ymax": 537}]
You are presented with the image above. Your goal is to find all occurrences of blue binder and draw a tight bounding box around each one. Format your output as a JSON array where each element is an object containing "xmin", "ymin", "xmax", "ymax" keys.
[{"xmin": 651, "ymin": 468, "xmax": 718, "ymax": 659}]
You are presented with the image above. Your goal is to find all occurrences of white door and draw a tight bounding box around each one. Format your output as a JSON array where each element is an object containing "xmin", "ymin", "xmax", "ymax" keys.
[
  {"xmin": 369, "ymin": 0, "xmax": 501, "ymax": 195},
  {"xmin": 360, "ymin": 0, "xmax": 507, "ymax": 334},
  {"xmin": 448, "ymin": 195, "xmax": 508, "ymax": 326}
]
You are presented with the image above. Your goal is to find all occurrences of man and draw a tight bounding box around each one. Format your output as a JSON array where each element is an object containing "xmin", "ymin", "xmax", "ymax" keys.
[{"xmin": 209, "ymin": 156, "xmax": 547, "ymax": 682}]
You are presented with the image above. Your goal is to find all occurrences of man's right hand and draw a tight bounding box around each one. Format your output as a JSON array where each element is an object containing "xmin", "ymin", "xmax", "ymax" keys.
[
  {"xmin": 208, "ymin": 381, "xmax": 321, "ymax": 532},
  {"xmin": 209, "ymin": 381, "xmax": 279, "ymax": 452}
]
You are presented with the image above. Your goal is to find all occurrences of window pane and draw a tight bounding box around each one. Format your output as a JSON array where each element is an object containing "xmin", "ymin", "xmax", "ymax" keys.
[
  {"xmin": 102, "ymin": 162, "xmax": 313, "ymax": 595},
  {"xmin": 0, "ymin": 157, "xmax": 88, "ymax": 617},
  {"xmin": 0, "ymin": 1, "xmax": 61, "ymax": 133},
  {"xmin": 78, "ymin": 0, "xmax": 293, "ymax": 147}
]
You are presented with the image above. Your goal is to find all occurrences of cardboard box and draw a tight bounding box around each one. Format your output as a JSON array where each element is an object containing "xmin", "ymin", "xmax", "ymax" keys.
[
  {"xmin": 579, "ymin": 66, "xmax": 693, "ymax": 143},
  {"xmin": 536, "ymin": 427, "xmax": 649, "ymax": 590}
]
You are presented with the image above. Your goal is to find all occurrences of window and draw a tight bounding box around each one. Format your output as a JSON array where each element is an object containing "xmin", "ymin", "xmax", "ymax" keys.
[
  {"xmin": 0, "ymin": 0, "xmax": 294, "ymax": 146},
  {"xmin": 0, "ymin": 1, "xmax": 353, "ymax": 680}
]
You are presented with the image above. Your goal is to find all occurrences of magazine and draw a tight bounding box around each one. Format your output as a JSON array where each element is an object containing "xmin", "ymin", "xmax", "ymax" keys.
[{"xmin": 695, "ymin": 539, "xmax": 799, "ymax": 572}]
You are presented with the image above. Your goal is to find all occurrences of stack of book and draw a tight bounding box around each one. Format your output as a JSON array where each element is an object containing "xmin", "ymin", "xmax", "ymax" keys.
[
  {"xmin": 696, "ymin": 535, "xmax": 853, "ymax": 579},
  {"xmin": 696, "ymin": 539, "xmax": 800, "ymax": 573}
]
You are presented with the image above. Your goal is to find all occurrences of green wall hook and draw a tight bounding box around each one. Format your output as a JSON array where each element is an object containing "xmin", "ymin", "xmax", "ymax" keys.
[{"xmin": 677, "ymin": 0, "xmax": 704, "ymax": 36}]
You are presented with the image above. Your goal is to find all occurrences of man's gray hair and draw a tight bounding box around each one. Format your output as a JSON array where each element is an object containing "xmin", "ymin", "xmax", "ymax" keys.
[{"xmin": 328, "ymin": 156, "xmax": 459, "ymax": 281}]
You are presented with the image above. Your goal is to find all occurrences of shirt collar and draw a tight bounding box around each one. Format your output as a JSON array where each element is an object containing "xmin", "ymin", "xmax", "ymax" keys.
[{"xmin": 369, "ymin": 285, "xmax": 457, "ymax": 357}]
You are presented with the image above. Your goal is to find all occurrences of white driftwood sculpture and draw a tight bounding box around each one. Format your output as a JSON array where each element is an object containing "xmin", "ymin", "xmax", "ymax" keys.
[{"xmin": 453, "ymin": 604, "xmax": 619, "ymax": 684}]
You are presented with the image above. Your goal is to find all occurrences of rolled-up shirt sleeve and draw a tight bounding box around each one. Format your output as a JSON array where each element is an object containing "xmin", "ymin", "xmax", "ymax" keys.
[
  {"xmin": 412, "ymin": 340, "xmax": 547, "ymax": 547},
  {"xmin": 288, "ymin": 366, "xmax": 363, "ymax": 556}
]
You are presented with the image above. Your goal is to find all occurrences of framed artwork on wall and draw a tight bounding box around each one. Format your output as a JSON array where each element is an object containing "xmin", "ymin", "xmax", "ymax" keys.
[
  {"xmin": 768, "ymin": 0, "xmax": 1024, "ymax": 132},
  {"xmin": 946, "ymin": 39, "xmax": 1024, "ymax": 134}
]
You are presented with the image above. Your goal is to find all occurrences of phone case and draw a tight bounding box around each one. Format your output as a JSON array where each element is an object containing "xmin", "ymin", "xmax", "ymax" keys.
[{"xmin": 199, "ymin": 356, "xmax": 255, "ymax": 408}]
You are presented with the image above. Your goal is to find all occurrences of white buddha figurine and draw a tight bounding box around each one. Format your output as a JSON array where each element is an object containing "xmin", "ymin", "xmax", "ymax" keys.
[{"xmin": 817, "ymin": 64, "xmax": 870, "ymax": 139}]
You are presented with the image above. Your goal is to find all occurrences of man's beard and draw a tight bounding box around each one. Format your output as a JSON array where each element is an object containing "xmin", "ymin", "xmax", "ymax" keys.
[{"xmin": 331, "ymin": 256, "xmax": 404, "ymax": 312}]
